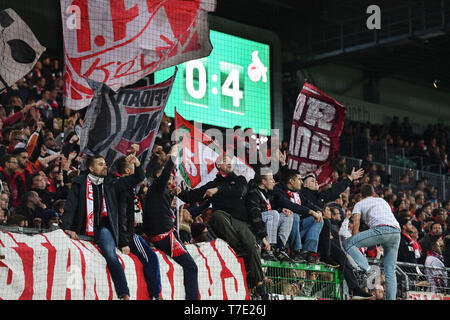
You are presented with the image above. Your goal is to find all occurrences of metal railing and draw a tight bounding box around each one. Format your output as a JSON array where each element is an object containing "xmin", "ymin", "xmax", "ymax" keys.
[
  {"xmin": 0, "ymin": 225, "xmax": 93, "ymax": 241},
  {"xmin": 340, "ymin": 136, "xmax": 445, "ymax": 174},
  {"xmin": 353, "ymin": 258, "xmax": 450, "ymax": 300}
]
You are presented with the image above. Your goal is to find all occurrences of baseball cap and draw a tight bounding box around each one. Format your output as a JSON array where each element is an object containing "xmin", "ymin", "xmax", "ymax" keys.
[{"xmin": 41, "ymin": 209, "xmax": 60, "ymax": 225}]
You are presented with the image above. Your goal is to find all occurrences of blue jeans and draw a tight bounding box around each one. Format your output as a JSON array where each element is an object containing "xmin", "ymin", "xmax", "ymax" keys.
[
  {"xmin": 97, "ymin": 227, "xmax": 130, "ymax": 298},
  {"xmin": 343, "ymin": 226, "xmax": 401, "ymax": 300},
  {"xmin": 130, "ymin": 234, "xmax": 161, "ymax": 299},
  {"xmin": 288, "ymin": 215, "xmax": 324, "ymax": 252},
  {"xmin": 261, "ymin": 210, "xmax": 294, "ymax": 246}
]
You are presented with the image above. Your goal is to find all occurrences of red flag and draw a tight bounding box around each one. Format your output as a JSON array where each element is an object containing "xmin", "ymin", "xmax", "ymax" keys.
[
  {"xmin": 287, "ymin": 83, "xmax": 346, "ymax": 188},
  {"xmin": 61, "ymin": 0, "xmax": 216, "ymax": 110}
]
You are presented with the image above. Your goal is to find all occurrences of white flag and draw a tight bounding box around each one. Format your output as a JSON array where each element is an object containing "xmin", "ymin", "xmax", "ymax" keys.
[{"xmin": 60, "ymin": 0, "xmax": 216, "ymax": 110}]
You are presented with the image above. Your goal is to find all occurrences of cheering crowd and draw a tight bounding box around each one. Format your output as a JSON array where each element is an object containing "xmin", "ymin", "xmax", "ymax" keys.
[{"xmin": 0, "ymin": 55, "xmax": 449, "ymax": 300}]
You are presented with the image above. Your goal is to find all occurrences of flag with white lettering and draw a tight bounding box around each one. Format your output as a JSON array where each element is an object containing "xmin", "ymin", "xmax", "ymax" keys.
[
  {"xmin": 60, "ymin": 0, "xmax": 216, "ymax": 110},
  {"xmin": 0, "ymin": 8, "xmax": 46, "ymax": 92},
  {"xmin": 175, "ymin": 109, "xmax": 254, "ymax": 189},
  {"xmin": 79, "ymin": 69, "xmax": 177, "ymax": 171},
  {"xmin": 287, "ymin": 83, "xmax": 346, "ymax": 188}
]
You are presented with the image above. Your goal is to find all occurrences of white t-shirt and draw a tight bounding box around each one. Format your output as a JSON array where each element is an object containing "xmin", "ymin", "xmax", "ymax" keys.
[
  {"xmin": 425, "ymin": 255, "xmax": 447, "ymax": 293},
  {"xmin": 352, "ymin": 197, "xmax": 400, "ymax": 230}
]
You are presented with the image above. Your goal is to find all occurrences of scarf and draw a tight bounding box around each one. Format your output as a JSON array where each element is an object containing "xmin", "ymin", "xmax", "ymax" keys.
[
  {"xmin": 147, "ymin": 226, "xmax": 187, "ymax": 258},
  {"xmin": 258, "ymin": 188, "xmax": 272, "ymax": 211},
  {"xmin": 403, "ymin": 232, "xmax": 422, "ymax": 259},
  {"xmin": 86, "ymin": 176, "xmax": 107, "ymax": 237},
  {"xmin": 286, "ymin": 189, "xmax": 301, "ymax": 205},
  {"xmin": 88, "ymin": 173, "xmax": 104, "ymax": 185},
  {"xmin": 134, "ymin": 195, "xmax": 143, "ymax": 225},
  {"xmin": 115, "ymin": 172, "xmax": 143, "ymax": 226}
]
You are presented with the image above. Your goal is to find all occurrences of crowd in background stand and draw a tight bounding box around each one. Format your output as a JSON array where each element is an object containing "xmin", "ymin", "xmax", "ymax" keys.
[
  {"xmin": 0, "ymin": 55, "xmax": 449, "ymax": 299},
  {"xmin": 340, "ymin": 117, "xmax": 449, "ymax": 175}
]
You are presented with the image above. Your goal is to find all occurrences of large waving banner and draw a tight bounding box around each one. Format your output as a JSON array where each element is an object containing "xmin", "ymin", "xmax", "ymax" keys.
[
  {"xmin": 287, "ymin": 83, "xmax": 346, "ymax": 188},
  {"xmin": 175, "ymin": 109, "xmax": 255, "ymax": 189},
  {"xmin": 0, "ymin": 8, "xmax": 46, "ymax": 92},
  {"xmin": 79, "ymin": 70, "xmax": 176, "ymax": 171},
  {"xmin": 0, "ymin": 230, "xmax": 249, "ymax": 300},
  {"xmin": 61, "ymin": 0, "xmax": 216, "ymax": 110}
]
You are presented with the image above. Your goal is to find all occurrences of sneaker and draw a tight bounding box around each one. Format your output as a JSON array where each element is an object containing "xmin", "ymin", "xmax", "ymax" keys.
[
  {"xmin": 261, "ymin": 250, "xmax": 278, "ymax": 261},
  {"xmin": 320, "ymin": 256, "xmax": 340, "ymax": 268},
  {"xmin": 351, "ymin": 287, "xmax": 373, "ymax": 300},
  {"xmin": 290, "ymin": 250, "xmax": 307, "ymax": 263},
  {"xmin": 255, "ymin": 283, "xmax": 270, "ymax": 300},
  {"xmin": 305, "ymin": 252, "xmax": 319, "ymax": 264},
  {"xmin": 275, "ymin": 249, "xmax": 292, "ymax": 263}
]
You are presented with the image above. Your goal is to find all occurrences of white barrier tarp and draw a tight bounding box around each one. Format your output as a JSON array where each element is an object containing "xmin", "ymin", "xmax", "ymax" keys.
[{"xmin": 0, "ymin": 229, "xmax": 249, "ymax": 300}]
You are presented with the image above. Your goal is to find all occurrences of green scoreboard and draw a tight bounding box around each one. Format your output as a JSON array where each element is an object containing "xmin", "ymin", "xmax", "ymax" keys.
[{"xmin": 154, "ymin": 29, "xmax": 272, "ymax": 135}]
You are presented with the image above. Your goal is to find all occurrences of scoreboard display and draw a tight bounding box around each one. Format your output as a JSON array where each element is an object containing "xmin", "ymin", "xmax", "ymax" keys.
[{"xmin": 154, "ymin": 29, "xmax": 272, "ymax": 135}]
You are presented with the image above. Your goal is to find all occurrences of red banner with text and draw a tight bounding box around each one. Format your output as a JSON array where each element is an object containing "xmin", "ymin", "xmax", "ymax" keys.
[{"xmin": 287, "ymin": 83, "xmax": 346, "ymax": 188}]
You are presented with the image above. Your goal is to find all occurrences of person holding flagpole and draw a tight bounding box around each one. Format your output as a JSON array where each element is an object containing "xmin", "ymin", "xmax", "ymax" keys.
[
  {"xmin": 141, "ymin": 143, "xmax": 199, "ymax": 300},
  {"xmin": 114, "ymin": 144, "xmax": 162, "ymax": 300}
]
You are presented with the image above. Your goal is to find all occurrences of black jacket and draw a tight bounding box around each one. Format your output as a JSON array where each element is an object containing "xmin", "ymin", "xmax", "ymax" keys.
[
  {"xmin": 272, "ymin": 182, "xmax": 313, "ymax": 219},
  {"xmin": 142, "ymin": 159, "xmax": 176, "ymax": 236},
  {"xmin": 178, "ymin": 171, "xmax": 248, "ymax": 222},
  {"xmin": 114, "ymin": 172, "xmax": 141, "ymax": 248},
  {"xmin": 60, "ymin": 165, "xmax": 144, "ymax": 246},
  {"xmin": 300, "ymin": 178, "xmax": 352, "ymax": 210},
  {"xmin": 244, "ymin": 185, "xmax": 271, "ymax": 241},
  {"xmin": 397, "ymin": 233, "xmax": 417, "ymax": 264}
]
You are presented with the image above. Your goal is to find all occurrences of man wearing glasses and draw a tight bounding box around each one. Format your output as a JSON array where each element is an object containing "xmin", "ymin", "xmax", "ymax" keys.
[{"xmin": 0, "ymin": 154, "xmax": 21, "ymax": 207}]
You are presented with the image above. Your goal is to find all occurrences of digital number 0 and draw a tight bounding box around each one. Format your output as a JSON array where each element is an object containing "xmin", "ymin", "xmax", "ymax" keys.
[{"xmin": 185, "ymin": 60, "xmax": 206, "ymax": 100}]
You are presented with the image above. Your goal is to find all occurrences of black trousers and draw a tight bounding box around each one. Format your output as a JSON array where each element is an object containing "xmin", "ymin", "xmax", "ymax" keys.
[
  {"xmin": 318, "ymin": 218, "xmax": 331, "ymax": 258},
  {"xmin": 330, "ymin": 240, "xmax": 360, "ymax": 290},
  {"xmin": 208, "ymin": 210, "xmax": 264, "ymax": 289}
]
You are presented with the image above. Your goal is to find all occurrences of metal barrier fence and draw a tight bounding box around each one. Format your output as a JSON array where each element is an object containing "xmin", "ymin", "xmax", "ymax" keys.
[
  {"xmin": 0, "ymin": 225, "xmax": 93, "ymax": 241},
  {"xmin": 352, "ymin": 259, "xmax": 450, "ymax": 300},
  {"xmin": 261, "ymin": 260, "xmax": 344, "ymax": 300},
  {"xmin": 396, "ymin": 261, "xmax": 450, "ymax": 296}
]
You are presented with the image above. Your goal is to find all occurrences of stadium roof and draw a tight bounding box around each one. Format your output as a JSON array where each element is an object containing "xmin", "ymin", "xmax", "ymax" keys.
[{"xmin": 215, "ymin": 0, "xmax": 450, "ymax": 93}]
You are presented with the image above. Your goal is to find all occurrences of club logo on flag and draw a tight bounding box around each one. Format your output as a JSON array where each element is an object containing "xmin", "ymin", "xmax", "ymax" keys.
[
  {"xmin": 60, "ymin": 0, "xmax": 216, "ymax": 110},
  {"xmin": 287, "ymin": 83, "xmax": 346, "ymax": 188},
  {"xmin": 0, "ymin": 8, "xmax": 46, "ymax": 91},
  {"xmin": 174, "ymin": 109, "xmax": 254, "ymax": 189}
]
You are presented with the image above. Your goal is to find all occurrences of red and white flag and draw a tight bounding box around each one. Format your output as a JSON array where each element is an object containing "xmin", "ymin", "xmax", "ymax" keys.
[
  {"xmin": 174, "ymin": 109, "xmax": 254, "ymax": 189},
  {"xmin": 61, "ymin": 0, "xmax": 216, "ymax": 110},
  {"xmin": 287, "ymin": 83, "xmax": 346, "ymax": 188}
]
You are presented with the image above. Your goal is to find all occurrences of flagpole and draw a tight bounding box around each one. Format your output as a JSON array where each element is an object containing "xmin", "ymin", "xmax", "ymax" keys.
[
  {"xmin": 59, "ymin": 105, "xmax": 66, "ymax": 173},
  {"xmin": 174, "ymin": 107, "xmax": 180, "ymax": 236},
  {"xmin": 0, "ymin": 74, "xmax": 12, "ymax": 95}
]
